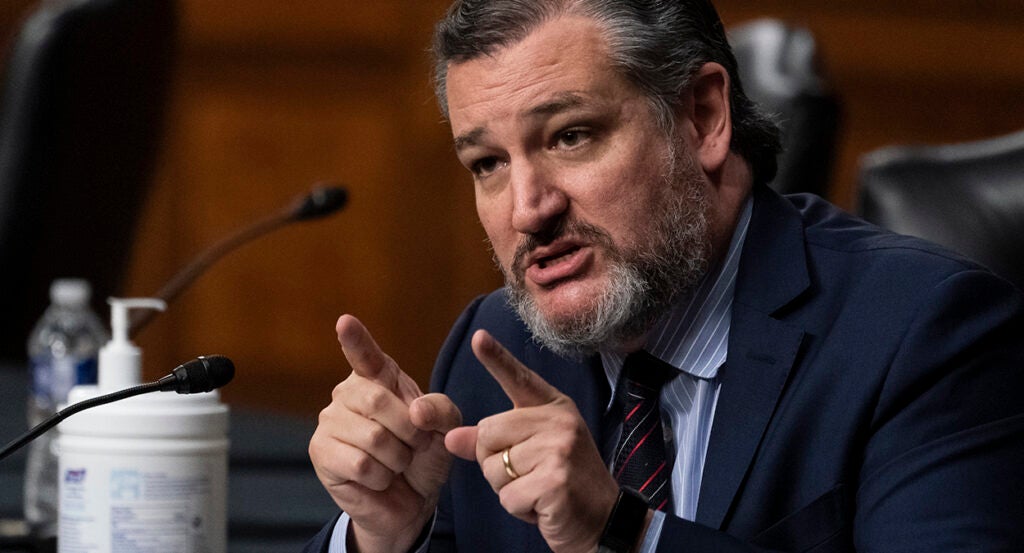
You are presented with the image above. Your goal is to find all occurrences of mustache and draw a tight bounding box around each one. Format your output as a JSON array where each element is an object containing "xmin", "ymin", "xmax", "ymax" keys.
[{"xmin": 509, "ymin": 217, "xmax": 617, "ymax": 279}]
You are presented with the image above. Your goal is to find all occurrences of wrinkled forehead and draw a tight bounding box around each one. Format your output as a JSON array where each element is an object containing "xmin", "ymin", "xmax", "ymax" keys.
[
  {"xmin": 435, "ymin": 3, "xmax": 616, "ymax": 115},
  {"xmin": 444, "ymin": 16, "xmax": 622, "ymax": 131}
]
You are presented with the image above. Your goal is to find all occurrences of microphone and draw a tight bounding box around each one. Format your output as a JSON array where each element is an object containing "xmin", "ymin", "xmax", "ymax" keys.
[
  {"xmin": 0, "ymin": 355, "xmax": 234, "ymax": 462},
  {"xmin": 157, "ymin": 354, "xmax": 236, "ymax": 394},
  {"xmin": 291, "ymin": 185, "xmax": 349, "ymax": 221},
  {"xmin": 128, "ymin": 183, "xmax": 348, "ymax": 337}
]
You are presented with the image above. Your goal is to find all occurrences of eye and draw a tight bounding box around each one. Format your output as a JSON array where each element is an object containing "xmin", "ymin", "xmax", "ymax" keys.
[
  {"xmin": 554, "ymin": 128, "xmax": 590, "ymax": 150},
  {"xmin": 471, "ymin": 156, "xmax": 505, "ymax": 178}
]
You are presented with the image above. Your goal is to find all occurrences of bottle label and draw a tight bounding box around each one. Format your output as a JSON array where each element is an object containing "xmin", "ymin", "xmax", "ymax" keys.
[
  {"xmin": 59, "ymin": 450, "xmax": 226, "ymax": 553},
  {"xmin": 31, "ymin": 356, "xmax": 99, "ymax": 403}
]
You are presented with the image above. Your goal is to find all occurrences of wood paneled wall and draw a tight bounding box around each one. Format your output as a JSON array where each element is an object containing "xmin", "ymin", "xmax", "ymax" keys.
[
  {"xmin": 123, "ymin": 2, "xmax": 499, "ymax": 418},
  {"xmin": 4, "ymin": 1, "xmax": 1023, "ymax": 418}
]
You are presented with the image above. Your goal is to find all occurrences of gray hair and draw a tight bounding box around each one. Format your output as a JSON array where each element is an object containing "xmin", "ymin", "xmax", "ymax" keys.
[{"xmin": 432, "ymin": 0, "xmax": 782, "ymax": 186}]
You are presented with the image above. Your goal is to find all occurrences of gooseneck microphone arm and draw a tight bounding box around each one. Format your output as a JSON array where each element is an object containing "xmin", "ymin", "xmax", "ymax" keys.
[
  {"xmin": 0, "ymin": 381, "xmax": 162, "ymax": 463},
  {"xmin": 0, "ymin": 355, "xmax": 234, "ymax": 462},
  {"xmin": 128, "ymin": 184, "xmax": 348, "ymax": 338}
]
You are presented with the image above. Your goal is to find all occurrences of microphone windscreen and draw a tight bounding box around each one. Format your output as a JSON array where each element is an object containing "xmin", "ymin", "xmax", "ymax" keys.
[
  {"xmin": 168, "ymin": 355, "xmax": 235, "ymax": 394},
  {"xmin": 292, "ymin": 185, "xmax": 348, "ymax": 220}
]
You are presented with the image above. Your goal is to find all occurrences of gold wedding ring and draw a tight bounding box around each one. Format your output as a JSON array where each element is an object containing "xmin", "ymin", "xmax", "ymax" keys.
[{"xmin": 502, "ymin": 447, "xmax": 520, "ymax": 480}]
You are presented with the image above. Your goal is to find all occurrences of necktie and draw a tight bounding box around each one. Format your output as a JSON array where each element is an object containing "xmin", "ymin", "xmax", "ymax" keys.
[{"xmin": 610, "ymin": 350, "xmax": 678, "ymax": 511}]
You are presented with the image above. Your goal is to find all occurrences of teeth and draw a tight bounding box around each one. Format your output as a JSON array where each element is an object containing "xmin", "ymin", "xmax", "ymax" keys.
[{"xmin": 537, "ymin": 247, "xmax": 578, "ymax": 269}]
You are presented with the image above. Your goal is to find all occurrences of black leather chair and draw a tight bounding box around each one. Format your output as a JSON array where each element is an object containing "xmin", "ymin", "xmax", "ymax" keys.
[
  {"xmin": 729, "ymin": 18, "xmax": 841, "ymax": 199},
  {"xmin": 857, "ymin": 129, "xmax": 1024, "ymax": 291},
  {"xmin": 0, "ymin": 0, "xmax": 176, "ymax": 360}
]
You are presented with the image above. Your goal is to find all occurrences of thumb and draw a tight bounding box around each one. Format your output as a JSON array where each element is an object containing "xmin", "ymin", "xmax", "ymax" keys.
[
  {"xmin": 444, "ymin": 426, "xmax": 478, "ymax": 461},
  {"xmin": 410, "ymin": 393, "xmax": 462, "ymax": 434}
]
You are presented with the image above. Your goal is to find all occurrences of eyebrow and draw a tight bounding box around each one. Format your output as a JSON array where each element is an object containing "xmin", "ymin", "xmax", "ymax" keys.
[
  {"xmin": 453, "ymin": 92, "xmax": 590, "ymax": 152},
  {"xmin": 526, "ymin": 92, "xmax": 587, "ymax": 117},
  {"xmin": 454, "ymin": 127, "xmax": 486, "ymax": 152}
]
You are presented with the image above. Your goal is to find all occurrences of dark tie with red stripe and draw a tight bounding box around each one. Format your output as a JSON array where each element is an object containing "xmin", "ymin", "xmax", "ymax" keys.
[{"xmin": 610, "ymin": 350, "xmax": 678, "ymax": 511}]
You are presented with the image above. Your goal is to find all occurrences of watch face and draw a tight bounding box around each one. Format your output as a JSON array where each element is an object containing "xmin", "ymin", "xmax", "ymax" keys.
[{"xmin": 599, "ymin": 488, "xmax": 650, "ymax": 553}]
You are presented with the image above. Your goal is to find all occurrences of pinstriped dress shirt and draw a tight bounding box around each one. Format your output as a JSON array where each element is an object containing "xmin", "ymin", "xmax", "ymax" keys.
[{"xmin": 601, "ymin": 197, "xmax": 751, "ymax": 550}]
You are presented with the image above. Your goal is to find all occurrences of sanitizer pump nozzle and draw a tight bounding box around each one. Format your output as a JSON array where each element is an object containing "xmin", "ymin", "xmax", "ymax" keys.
[{"xmin": 98, "ymin": 298, "xmax": 166, "ymax": 391}]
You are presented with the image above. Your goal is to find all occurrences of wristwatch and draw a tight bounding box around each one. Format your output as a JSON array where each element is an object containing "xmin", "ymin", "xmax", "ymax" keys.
[{"xmin": 597, "ymin": 487, "xmax": 649, "ymax": 553}]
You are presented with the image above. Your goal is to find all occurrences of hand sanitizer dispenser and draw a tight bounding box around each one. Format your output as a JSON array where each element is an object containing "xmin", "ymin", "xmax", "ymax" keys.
[{"xmin": 57, "ymin": 298, "xmax": 229, "ymax": 553}]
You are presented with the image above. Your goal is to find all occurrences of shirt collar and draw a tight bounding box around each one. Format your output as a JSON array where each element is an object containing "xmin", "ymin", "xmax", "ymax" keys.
[{"xmin": 600, "ymin": 196, "xmax": 752, "ymax": 387}]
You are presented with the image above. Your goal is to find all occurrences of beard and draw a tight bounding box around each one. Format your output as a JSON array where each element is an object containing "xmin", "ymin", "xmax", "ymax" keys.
[{"xmin": 499, "ymin": 148, "xmax": 712, "ymax": 358}]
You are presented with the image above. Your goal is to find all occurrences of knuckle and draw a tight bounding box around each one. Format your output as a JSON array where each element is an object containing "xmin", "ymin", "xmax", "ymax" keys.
[
  {"xmin": 316, "ymin": 404, "xmax": 335, "ymax": 425},
  {"xmin": 330, "ymin": 379, "xmax": 349, "ymax": 400},
  {"xmin": 348, "ymin": 451, "xmax": 373, "ymax": 477},
  {"xmin": 548, "ymin": 464, "xmax": 571, "ymax": 488},
  {"xmin": 364, "ymin": 423, "xmax": 390, "ymax": 449},
  {"xmin": 498, "ymin": 487, "xmax": 522, "ymax": 515},
  {"xmin": 307, "ymin": 436, "xmax": 323, "ymax": 463},
  {"xmin": 476, "ymin": 418, "xmax": 496, "ymax": 445},
  {"xmin": 551, "ymin": 439, "xmax": 574, "ymax": 460},
  {"xmin": 476, "ymin": 419, "xmax": 507, "ymax": 452},
  {"xmin": 362, "ymin": 386, "xmax": 390, "ymax": 412},
  {"xmin": 551, "ymin": 413, "xmax": 574, "ymax": 431}
]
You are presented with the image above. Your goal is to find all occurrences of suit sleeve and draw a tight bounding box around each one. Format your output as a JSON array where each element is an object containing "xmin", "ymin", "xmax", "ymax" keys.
[
  {"xmin": 302, "ymin": 512, "xmax": 342, "ymax": 553},
  {"xmin": 851, "ymin": 269, "xmax": 1024, "ymax": 551}
]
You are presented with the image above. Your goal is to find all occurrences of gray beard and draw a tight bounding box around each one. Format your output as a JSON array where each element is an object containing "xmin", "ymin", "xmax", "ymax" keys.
[{"xmin": 499, "ymin": 152, "xmax": 711, "ymax": 359}]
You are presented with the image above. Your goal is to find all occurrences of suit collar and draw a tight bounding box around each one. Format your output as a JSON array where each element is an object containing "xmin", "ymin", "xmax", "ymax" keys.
[
  {"xmin": 734, "ymin": 185, "xmax": 811, "ymax": 315},
  {"xmin": 696, "ymin": 185, "xmax": 810, "ymax": 529}
]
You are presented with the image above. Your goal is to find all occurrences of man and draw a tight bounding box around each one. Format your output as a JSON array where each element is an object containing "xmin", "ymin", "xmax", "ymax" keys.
[{"xmin": 306, "ymin": 1, "xmax": 1024, "ymax": 552}]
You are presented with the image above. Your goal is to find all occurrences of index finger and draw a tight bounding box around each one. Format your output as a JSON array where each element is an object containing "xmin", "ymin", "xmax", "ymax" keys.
[
  {"xmin": 471, "ymin": 329, "xmax": 561, "ymax": 408},
  {"xmin": 336, "ymin": 314, "xmax": 400, "ymax": 390}
]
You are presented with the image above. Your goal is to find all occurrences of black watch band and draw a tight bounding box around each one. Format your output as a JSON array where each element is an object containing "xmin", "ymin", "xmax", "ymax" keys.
[{"xmin": 597, "ymin": 487, "xmax": 649, "ymax": 553}]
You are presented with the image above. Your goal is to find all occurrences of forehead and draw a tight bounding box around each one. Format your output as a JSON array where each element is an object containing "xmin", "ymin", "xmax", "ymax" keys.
[{"xmin": 445, "ymin": 15, "xmax": 633, "ymax": 134}]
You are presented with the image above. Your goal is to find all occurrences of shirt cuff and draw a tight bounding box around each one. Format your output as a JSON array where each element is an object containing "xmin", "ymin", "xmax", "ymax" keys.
[
  {"xmin": 326, "ymin": 512, "xmax": 350, "ymax": 553},
  {"xmin": 636, "ymin": 510, "xmax": 666, "ymax": 553},
  {"xmin": 326, "ymin": 512, "xmax": 435, "ymax": 553}
]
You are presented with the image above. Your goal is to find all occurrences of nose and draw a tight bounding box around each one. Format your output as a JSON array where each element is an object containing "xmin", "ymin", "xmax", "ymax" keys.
[{"xmin": 509, "ymin": 160, "xmax": 568, "ymax": 235}]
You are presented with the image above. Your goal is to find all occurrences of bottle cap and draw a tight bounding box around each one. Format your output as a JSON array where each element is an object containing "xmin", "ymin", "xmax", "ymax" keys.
[{"xmin": 50, "ymin": 278, "xmax": 91, "ymax": 307}]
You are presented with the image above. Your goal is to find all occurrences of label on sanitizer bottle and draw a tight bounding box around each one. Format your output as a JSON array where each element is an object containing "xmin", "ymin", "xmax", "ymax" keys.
[{"xmin": 59, "ymin": 446, "xmax": 226, "ymax": 553}]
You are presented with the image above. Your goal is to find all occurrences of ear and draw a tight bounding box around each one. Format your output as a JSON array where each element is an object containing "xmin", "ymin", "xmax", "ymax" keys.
[{"xmin": 683, "ymin": 62, "xmax": 732, "ymax": 175}]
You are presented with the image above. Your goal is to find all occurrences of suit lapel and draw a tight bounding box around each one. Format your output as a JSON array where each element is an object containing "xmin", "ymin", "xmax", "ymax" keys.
[
  {"xmin": 695, "ymin": 185, "xmax": 810, "ymax": 529},
  {"xmin": 695, "ymin": 306, "xmax": 804, "ymax": 528},
  {"xmin": 524, "ymin": 345, "xmax": 609, "ymax": 443}
]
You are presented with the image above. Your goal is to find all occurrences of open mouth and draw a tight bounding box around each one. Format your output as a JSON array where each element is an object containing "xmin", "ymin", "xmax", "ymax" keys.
[
  {"xmin": 536, "ymin": 245, "xmax": 582, "ymax": 269},
  {"xmin": 523, "ymin": 242, "xmax": 593, "ymax": 288}
]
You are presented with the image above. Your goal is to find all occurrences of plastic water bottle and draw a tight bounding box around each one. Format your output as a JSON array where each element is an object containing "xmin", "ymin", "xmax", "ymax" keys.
[{"xmin": 24, "ymin": 279, "xmax": 108, "ymax": 539}]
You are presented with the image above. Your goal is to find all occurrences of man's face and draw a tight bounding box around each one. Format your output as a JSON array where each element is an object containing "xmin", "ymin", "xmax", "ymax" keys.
[{"xmin": 446, "ymin": 15, "xmax": 711, "ymax": 355}]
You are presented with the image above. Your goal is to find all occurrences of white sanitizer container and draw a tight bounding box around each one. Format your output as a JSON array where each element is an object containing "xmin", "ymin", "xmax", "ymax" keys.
[{"xmin": 57, "ymin": 298, "xmax": 229, "ymax": 553}]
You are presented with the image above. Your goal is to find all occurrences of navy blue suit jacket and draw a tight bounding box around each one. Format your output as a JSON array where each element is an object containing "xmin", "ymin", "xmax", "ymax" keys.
[{"xmin": 307, "ymin": 185, "xmax": 1024, "ymax": 552}]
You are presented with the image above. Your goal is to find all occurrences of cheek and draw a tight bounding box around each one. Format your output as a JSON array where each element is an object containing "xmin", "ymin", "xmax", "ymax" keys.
[
  {"xmin": 574, "ymin": 161, "xmax": 667, "ymax": 242},
  {"xmin": 476, "ymin": 196, "xmax": 516, "ymax": 262}
]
